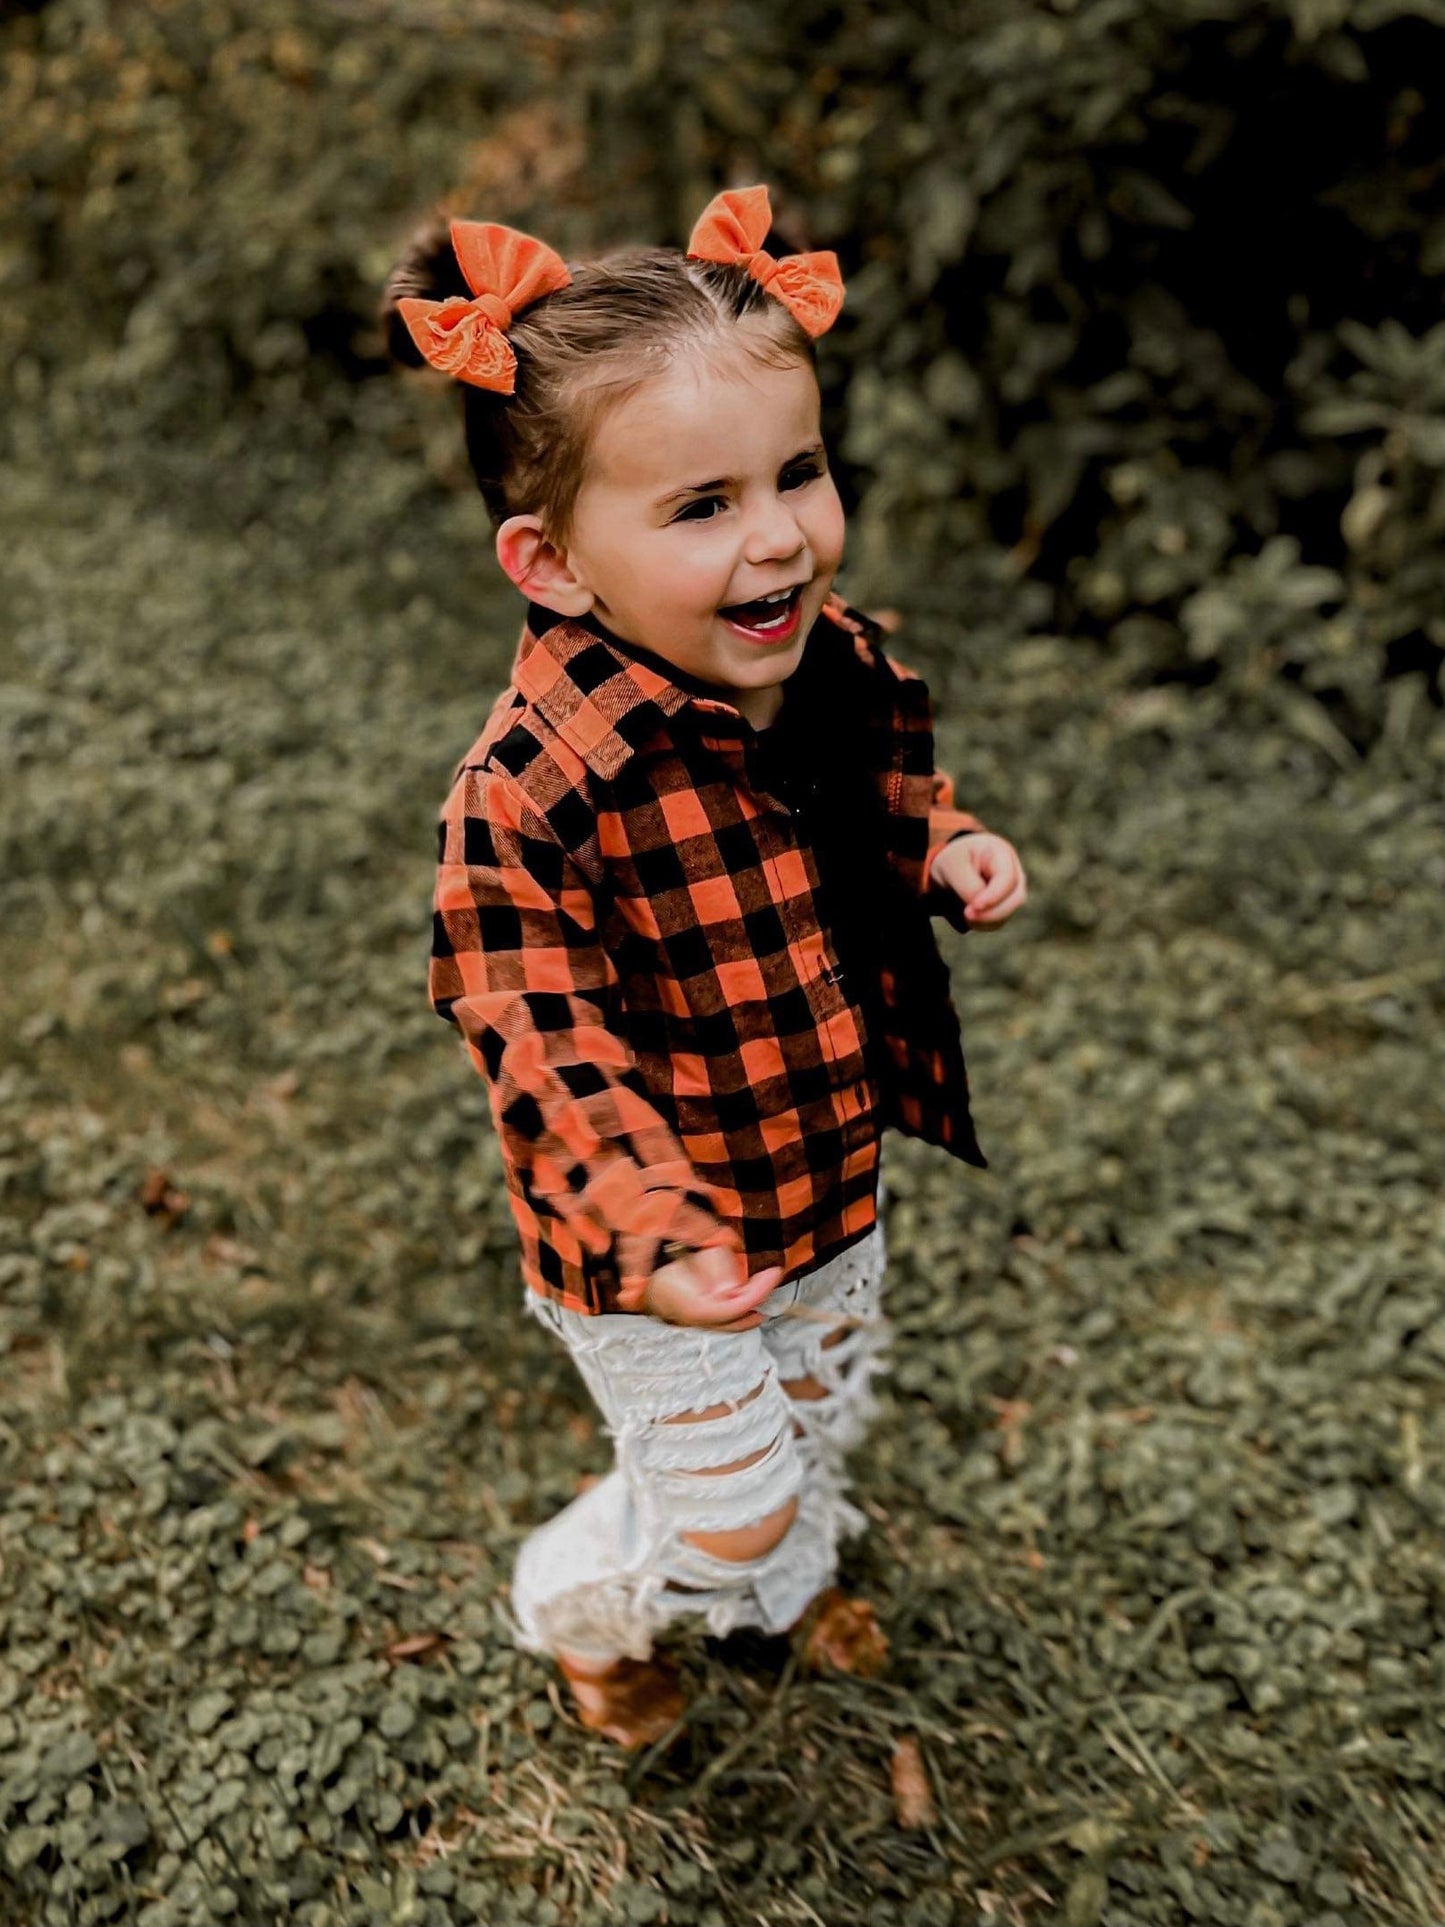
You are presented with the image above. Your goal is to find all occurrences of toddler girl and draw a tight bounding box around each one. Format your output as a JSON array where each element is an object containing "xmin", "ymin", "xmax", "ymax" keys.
[{"xmin": 383, "ymin": 185, "xmax": 1027, "ymax": 1747}]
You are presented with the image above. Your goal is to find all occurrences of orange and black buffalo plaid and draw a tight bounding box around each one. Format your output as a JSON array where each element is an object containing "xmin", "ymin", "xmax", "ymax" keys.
[{"xmin": 430, "ymin": 591, "xmax": 991, "ymax": 1316}]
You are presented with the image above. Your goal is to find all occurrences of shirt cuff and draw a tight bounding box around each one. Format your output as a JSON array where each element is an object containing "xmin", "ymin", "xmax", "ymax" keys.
[{"xmin": 613, "ymin": 1204, "xmax": 744, "ymax": 1314}]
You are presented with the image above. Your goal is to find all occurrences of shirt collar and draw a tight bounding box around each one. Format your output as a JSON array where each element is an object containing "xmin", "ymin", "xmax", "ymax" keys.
[{"xmin": 514, "ymin": 600, "xmax": 797, "ymax": 780}]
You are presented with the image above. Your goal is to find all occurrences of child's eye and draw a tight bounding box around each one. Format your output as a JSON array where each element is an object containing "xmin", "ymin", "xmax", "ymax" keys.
[{"xmin": 671, "ymin": 461, "xmax": 824, "ymax": 524}]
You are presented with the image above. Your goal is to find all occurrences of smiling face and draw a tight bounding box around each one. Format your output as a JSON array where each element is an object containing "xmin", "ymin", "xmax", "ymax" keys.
[{"xmin": 509, "ymin": 342, "xmax": 846, "ymax": 728}]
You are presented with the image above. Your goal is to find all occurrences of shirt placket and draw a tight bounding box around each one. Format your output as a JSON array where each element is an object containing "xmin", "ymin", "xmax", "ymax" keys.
[{"xmin": 690, "ymin": 699, "xmax": 872, "ymax": 1127}]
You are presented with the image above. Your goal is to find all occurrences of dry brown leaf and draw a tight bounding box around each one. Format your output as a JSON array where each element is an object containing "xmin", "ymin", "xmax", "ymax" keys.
[
  {"xmin": 138, "ymin": 1167, "xmax": 190, "ymax": 1228},
  {"xmin": 387, "ymin": 1632, "xmax": 447, "ymax": 1660},
  {"xmin": 797, "ymin": 1589, "xmax": 890, "ymax": 1677},
  {"xmin": 891, "ymin": 1734, "xmax": 936, "ymax": 1830}
]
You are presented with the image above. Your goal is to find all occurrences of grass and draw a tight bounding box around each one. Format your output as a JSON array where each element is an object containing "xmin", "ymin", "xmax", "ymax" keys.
[{"xmin": 0, "ymin": 403, "xmax": 1440, "ymax": 1926}]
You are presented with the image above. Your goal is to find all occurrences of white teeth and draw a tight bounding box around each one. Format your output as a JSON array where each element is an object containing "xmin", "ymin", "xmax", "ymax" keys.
[
  {"xmin": 720, "ymin": 583, "xmax": 802, "ymax": 630},
  {"xmin": 726, "ymin": 587, "xmax": 796, "ymax": 609}
]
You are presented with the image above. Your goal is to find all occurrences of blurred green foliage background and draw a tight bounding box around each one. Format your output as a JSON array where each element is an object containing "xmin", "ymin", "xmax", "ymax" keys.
[{"xmin": 3, "ymin": 0, "xmax": 1441, "ymax": 749}]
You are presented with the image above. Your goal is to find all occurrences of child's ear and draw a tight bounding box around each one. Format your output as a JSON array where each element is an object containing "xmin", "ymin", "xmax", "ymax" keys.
[{"xmin": 495, "ymin": 515, "xmax": 594, "ymax": 616}]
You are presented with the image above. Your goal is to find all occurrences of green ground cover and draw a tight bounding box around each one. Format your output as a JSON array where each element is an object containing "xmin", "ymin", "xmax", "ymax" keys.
[{"xmin": 0, "ymin": 418, "xmax": 1439, "ymax": 1924}]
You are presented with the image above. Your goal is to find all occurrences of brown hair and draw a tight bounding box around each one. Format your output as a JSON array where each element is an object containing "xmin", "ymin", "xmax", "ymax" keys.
[{"xmin": 379, "ymin": 214, "xmax": 818, "ymax": 546}]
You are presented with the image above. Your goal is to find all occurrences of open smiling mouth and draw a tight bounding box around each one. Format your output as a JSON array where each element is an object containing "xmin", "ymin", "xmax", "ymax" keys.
[{"xmin": 717, "ymin": 583, "xmax": 805, "ymax": 642}]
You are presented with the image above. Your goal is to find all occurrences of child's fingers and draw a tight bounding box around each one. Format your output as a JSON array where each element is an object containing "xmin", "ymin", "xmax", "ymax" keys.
[
  {"xmin": 730, "ymin": 1264, "xmax": 784, "ymax": 1306},
  {"xmin": 703, "ymin": 1267, "xmax": 780, "ymax": 1313},
  {"xmin": 966, "ymin": 877, "xmax": 1027, "ymax": 923},
  {"xmin": 964, "ymin": 864, "xmax": 1020, "ymax": 912},
  {"xmin": 688, "ymin": 1263, "xmax": 784, "ymax": 1328},
  {"xmin": 974, "ymin": 851, "xmax": 1017, "ymax": 894},
  {"xmin": 705, "ymin": 1309, "xmax": 766, "ymax": 1332}
]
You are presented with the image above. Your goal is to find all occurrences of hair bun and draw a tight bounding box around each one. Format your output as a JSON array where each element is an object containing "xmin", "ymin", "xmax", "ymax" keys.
[{"xmin": 379, "ymin": 213, "xmax": 472, "ymax": 370}]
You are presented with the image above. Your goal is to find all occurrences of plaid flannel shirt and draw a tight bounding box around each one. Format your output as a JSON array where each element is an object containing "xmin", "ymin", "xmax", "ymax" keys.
[{"xmin": 430, "ymin": 591, "xmax": 989, "ymax": 1316}]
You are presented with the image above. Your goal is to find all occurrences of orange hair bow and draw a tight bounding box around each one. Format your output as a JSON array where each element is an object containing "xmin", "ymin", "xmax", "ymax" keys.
[
  {"xmin": 397, "ymin": 219, "xmax": 572, "ymax": 393},
  {"xmin": 685, "ymin": 184, "xmax": 844, "ymax": 338}
]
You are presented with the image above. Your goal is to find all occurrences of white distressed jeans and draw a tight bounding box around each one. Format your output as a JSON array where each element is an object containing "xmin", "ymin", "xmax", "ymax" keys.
[{"xmin": 509, "ymin": 1187, "xmax": 892, "ymax": 1664}]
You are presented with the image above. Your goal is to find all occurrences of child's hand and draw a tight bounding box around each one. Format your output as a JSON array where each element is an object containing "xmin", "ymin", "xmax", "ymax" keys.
[
  {"xmin": 931, "ymin": 831, "xmax": 1028, "ymax": 929},
  {"xmin": 641, "ymin": 1244, "xmax": 785, "ymax": 1331}
]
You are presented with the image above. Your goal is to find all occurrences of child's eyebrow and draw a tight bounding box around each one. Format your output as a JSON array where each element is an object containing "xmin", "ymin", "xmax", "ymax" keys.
[{"xmin": 653, "ymin": 442, "xmax": 825, "ymax": 508}]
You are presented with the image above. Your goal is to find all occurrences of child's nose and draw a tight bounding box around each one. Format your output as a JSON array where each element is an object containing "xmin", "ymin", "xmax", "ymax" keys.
[{"xmin": 742, "ymin": 495, "xmax": 808, "ymax": 564}]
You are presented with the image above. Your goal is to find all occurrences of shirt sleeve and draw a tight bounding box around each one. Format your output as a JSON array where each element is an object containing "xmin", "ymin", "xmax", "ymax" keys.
[
  {"xmin": 873, "ymin": 645, "xmax": 988, "ymax": 934},
  {"xmin": 429, "ymin": 763, "xmax": 744, "ymax": 1313}
]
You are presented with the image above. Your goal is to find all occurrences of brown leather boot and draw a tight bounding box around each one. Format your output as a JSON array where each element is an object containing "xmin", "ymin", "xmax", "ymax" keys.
[
  {"xmin": 789, "ymin": 1587, "xmax": 890, "ymax": 1677},
  {"xmin": 556, "ymin": 1650, "xmax": 688, "ymax": 1748}
]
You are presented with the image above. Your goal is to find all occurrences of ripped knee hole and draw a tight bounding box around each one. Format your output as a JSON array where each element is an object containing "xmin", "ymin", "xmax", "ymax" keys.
[
  {"xmin": 653, "ymin": 1382, "xmax": 802, "ymax": 1563},
  {"xmin": 781, "ymin": 1319, "xmax": 860, "ymax": 1404},
  {"xmin": 657, "ymin": 1377, "xmax": 784, "ymax": 1481},
  {"xmin": 658, "ymin": 1377, "xmax": 767, "ymax": 1429},
  {"xmin": 680, "ymin": 1493, "xmax": 799, "ymax": 1563}
]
